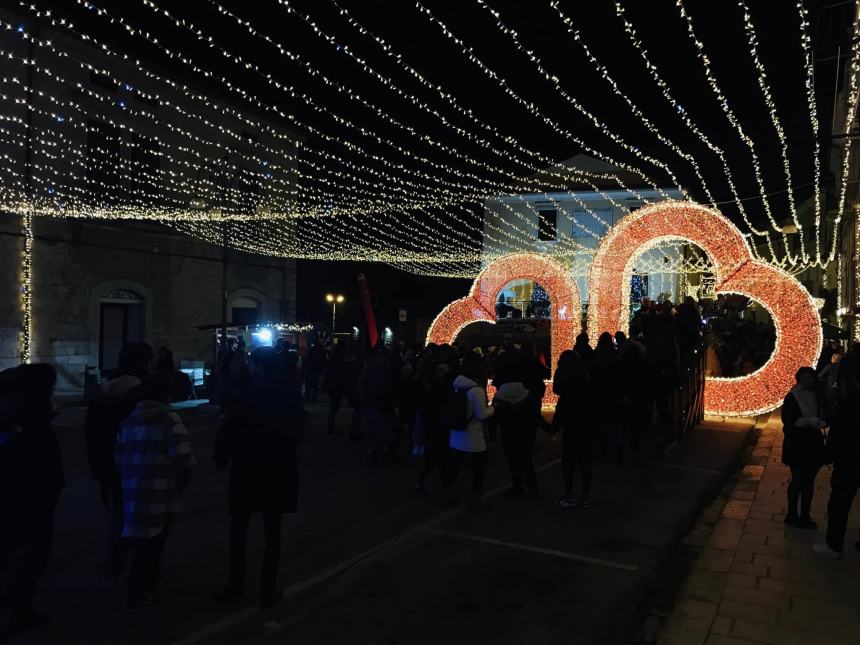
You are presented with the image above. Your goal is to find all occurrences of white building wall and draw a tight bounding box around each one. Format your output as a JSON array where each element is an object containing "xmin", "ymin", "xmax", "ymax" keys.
[{"xmin": 483, "ymin": 189, "xmax": 686, "ymax": 306}]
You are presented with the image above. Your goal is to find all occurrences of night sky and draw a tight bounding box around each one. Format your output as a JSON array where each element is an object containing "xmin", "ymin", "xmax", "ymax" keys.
[{"xmin": 24, "ymin": 0, "xmax": 856, "ymax": 329}]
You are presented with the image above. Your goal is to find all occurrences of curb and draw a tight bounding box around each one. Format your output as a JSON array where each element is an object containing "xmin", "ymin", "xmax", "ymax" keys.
[{"xmin": 637, "ymin": 413, "xmax": 772, "ymax": 644}]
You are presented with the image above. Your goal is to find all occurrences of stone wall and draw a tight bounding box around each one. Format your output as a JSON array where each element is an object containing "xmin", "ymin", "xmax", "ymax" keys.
[{"xmin": 0, "ymin": 216, "xmax": 296, "ymax": 389}]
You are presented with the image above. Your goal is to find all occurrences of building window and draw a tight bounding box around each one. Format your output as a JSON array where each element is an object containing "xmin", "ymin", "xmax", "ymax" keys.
[
  {"xmin": 86, "ymin": 119, "xmax": 122, "ymax": 203},
  {"xmin": 538, "ymin": 209, "xmax": 557, "ymax": 241},
  {"xmin": 130, "ymin": 132, "xmax": 160, "ymax": 199}
]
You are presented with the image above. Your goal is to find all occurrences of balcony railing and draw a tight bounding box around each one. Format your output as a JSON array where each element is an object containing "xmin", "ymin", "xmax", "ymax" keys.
[{"xmin": 495, "ymin": 299, "xmax": 551, "ymax": 320}]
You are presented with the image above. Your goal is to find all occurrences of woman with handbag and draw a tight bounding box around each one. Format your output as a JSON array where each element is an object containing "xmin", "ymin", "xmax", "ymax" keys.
[{"xmin": 780, "ymin": 367, "xmax": 828, "ymax": 529}]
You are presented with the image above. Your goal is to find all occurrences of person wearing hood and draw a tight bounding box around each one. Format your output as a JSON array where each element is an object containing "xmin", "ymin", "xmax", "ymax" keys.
[
  {"xmin": 214, "ymin": 347, "xmax": 304, "ymax": 608},
  {"xmin": 443, "ymin": 352, "xmax": 494, "ymax": 509},
  {"xmin": 114, "ymin": 375, "xmax": 196, "ymax": 610},
  {"xmin": 492, "ymin": 355, "xmax": 537, "ymax": 499},
  {"xmin": 84, "ymin": 341, "xmax": 153, "ymax": 588},
  {"xmin": 780, "ymin": 367, "xmax": 827, "ymax": 529},
  {"xmin": 0, "ymin": 364, "xmax": 63, "ymax": 635}
]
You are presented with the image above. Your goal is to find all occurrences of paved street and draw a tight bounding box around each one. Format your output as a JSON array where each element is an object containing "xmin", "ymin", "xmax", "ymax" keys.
[
  {"xmin": 16, "ymin": 400, "xmax": 753, "ymax": 645},
  {"xmin": 661, "ymin": 412, "xmax": 860, "ymax": 645}
]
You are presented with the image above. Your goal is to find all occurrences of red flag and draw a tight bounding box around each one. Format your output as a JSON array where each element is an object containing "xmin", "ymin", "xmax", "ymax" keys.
[{"xmin": 357, "ymin": 273, "xmax": 378, "ymax": 349}]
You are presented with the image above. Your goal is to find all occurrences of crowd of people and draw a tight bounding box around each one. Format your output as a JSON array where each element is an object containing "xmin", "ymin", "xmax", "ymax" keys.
[
  {"xmin": 0, "ymin": 339, "xmax": 305, "ymax": 636},
  {"xmin": 699, "ymin": 296, "xmax": 776, "ymax": 377},
  {"xmin": 13, "ymin": 295, "xmax": 843, "ymax": 637},
  {"xmin": 779, "ymin": 346, "xmax": 860, "ymax": 560}
]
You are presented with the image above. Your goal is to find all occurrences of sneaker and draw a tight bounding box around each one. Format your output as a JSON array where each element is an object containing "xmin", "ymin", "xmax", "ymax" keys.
[
  {"xmin": 579, "ymin": 498, "xmax": 592, "ymax": 510},
  {"xmin": 555, "ymin": 496, "xmax": 577, "ymax": 509},
  {"xmin": 260, "ymin": 589, "xmax": 282, "ymax": 609},
  {"xmin": 412, "ymin": 484, "xmax": 430, "ymax": 497},
  {"xmin": 795, "ymin": 516, "xmax": 818, "ymax": 530},
  {"xmin": 783, "ymin": 514, "xmax": 799, "ymax": 526},
  {"xmin": 418, "ymin": 446, "xmax": 425, "ymax": 456},
  {"xmin": 813, "ymin": 543, "xmax": 842, "ymax": 559}
]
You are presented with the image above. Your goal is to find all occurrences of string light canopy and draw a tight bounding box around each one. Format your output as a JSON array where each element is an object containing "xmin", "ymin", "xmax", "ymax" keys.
[
  {"xmin": 0, "ymin": 0, "xmax": 852, "ymax": 275},
  {"xmin": 0, "ymin": 0, "xmax": 841, "ymax": 376},
  {"xmin": 587, "ymin": 201, "xmax": 822, "ymax": 417}
]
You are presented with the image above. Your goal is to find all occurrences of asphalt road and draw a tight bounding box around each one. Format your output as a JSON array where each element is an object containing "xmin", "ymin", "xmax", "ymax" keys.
[{"xmin": 12, "ymin": 399, "xmax": 753, "ymax": 645}]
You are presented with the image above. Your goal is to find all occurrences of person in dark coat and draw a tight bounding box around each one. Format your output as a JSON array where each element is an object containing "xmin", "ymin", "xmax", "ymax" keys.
[
  {"xmin": 83, "ymin": 341, "xmax": 152, "ymax": 587},
  {"xmin": 649, "ymin": 316, "xmax": 679, "ymax": 435},
  {"xmin": 519, "ymin": 343, "xmax": 550, "ymax": 433},
  {"xmin": 592, "ymin": 332, "xmax": 624, "ymax": 462},
  {"xmin": 0, "ymin": 364, "xmax": 63, "ymax": 634},
  {"xmin": 324, "ymin": 343, "xmax": 363, "ymax": 439},
  {"xmin": 154, "ymin": 346, "xmax": 193, "ymax": 402},
  {"xmin": 551, "ymin": 350, "xmax": 598, "ymax": 508},
  {"xmin": 493, "ymin": 354, "xmax": 537, "ymax": 499},
  {"xmin": 413, "ymin": 360, "xmax": 453, "ymax": 495},
  {"xmin": 573, "ymin": 333, "xmax": 594, "ymax": 368},
  {"xmin": 816, "ymin": 356, "xmax": 860, "ymax": 557},
  {"xmin": 675, "ymin": 296, "xmax": 702, "ymax": 358},
  {"xmin": 213, "ymin": 347, "xmax": 304, "ymax": 608},
  {"xmin": 302, "ymin": 344, "xmax": 327, "ymax": 405},
  {"xmin": 780, "ymin": 366, "xmax": 827, "ymax": 529},
  {"xmin": 357, "ymin": 350, "xmax": 395, "ymax": 467},
  {"xmin": 620, "ymin": 343, "xmax": 652, "ymax": 456}
]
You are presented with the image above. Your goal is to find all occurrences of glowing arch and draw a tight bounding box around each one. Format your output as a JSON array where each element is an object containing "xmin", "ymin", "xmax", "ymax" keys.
[
  {"xmin": 587, "ymin": 201, "xmax": 822, "ymax": 417},
  {"xmin": 426, "ymin": 253, "xmax": 581, "ymax": 404}
]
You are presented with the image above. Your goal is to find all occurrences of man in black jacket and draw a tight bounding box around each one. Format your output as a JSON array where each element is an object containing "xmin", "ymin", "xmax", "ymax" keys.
[
  {"xmin": 816, "ymin": 355, "xmax": 860, "ymax": 558},
  {"xmin": 0, "ymin": 365, "xmax": 63, "ymax": 634}
]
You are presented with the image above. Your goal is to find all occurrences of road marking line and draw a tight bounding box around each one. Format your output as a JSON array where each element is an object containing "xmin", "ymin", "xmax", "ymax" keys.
[
  {"xmin": 171, "ymin": 608, "xmax": 258, "ymax": 645},
  {"xmin": 660, "ymin": 463, "xmax": 726, "ymax": 476},
  {"xmin": 429, "ymin": 530, "xmax": 639, "ymax": 571},
  {"xmin": 170, "ymin": 458, "xmax": 560, "ymax": 645}
]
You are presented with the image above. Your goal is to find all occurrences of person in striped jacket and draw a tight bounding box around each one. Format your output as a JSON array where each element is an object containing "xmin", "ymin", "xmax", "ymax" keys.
[{"xmin": 114, "ymin": 376, "xmax": 196, "ymax": 610}]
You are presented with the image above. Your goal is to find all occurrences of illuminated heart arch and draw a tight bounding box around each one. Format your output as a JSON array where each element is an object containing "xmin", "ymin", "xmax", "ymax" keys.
[
  {"xmin": 587, "ymin": 201, "xmax": 822, "ymax": 417},
  {"xmin": 426, "ymin": 253, "xmax": 581, "ymax": 405}
]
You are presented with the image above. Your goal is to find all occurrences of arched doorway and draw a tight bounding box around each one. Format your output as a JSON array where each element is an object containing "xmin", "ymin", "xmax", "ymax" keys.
[{"xmin": 99, "ymin": 288, "xmax": 145, "ymax": 372}]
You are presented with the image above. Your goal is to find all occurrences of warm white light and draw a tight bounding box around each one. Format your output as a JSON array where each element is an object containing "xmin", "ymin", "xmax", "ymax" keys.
[{"xmin": 587, "ymin": 201, "xmax": 822, "ymax": 417}]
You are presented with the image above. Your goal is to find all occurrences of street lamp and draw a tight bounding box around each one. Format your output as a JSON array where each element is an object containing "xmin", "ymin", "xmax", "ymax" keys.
[{"xmin": 326, "ymin": 293, "xmax": 345, "ymax": 332}]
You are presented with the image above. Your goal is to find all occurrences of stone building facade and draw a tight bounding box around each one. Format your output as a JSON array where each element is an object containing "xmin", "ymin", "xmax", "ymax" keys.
[
  {"xmin": 0, "ymin": 216, "xmax": 295, "ymax": 389},
  {"xmin": 0, "ymin": 7, "xmax": 301, "ymax": 388}
]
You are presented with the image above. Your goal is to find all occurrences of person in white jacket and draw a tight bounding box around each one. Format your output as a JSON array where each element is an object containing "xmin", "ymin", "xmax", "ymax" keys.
[{"xmin": 443, "ymin": 352, "xmax": 494, "ymax": 509}]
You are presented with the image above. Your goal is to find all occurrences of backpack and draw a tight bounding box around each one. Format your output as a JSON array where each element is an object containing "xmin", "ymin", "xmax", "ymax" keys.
[{"xmin": 442, "ymin": 386, "xmax": 477, "ymax": 430}]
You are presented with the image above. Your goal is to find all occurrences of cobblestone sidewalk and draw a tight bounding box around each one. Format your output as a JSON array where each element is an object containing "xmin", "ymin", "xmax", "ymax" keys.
[{"xmin": 660, "ymin": 411, "xmax": 860, "ymax": 645}]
